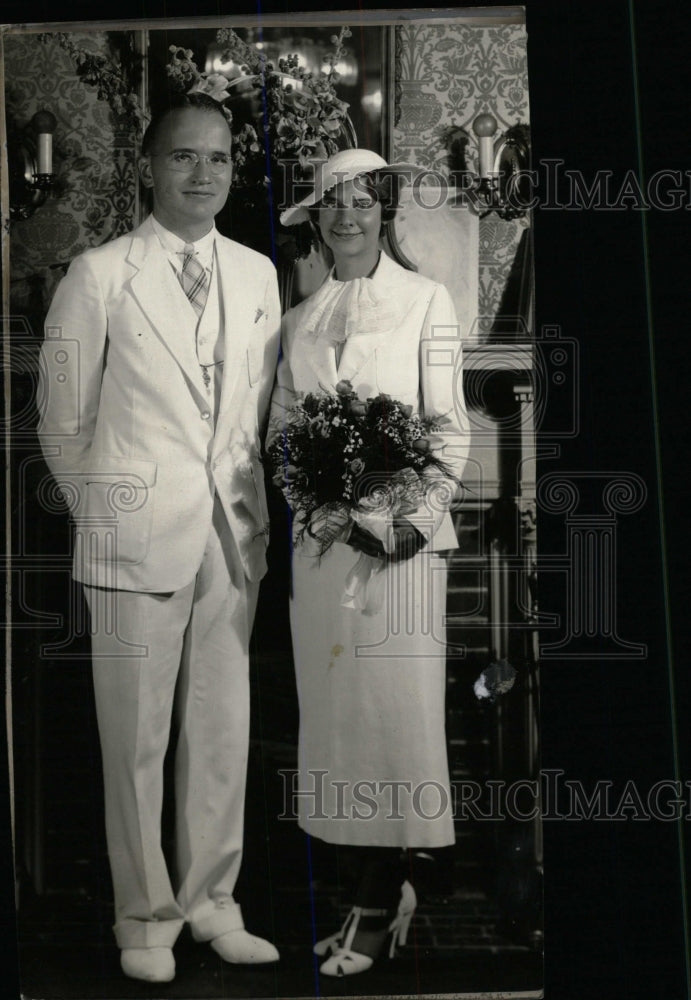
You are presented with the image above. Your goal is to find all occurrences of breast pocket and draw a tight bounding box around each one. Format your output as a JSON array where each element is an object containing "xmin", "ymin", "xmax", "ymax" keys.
[{"xmin": 80, "ymin": 455, "xmax": 157, "ymax": 565}]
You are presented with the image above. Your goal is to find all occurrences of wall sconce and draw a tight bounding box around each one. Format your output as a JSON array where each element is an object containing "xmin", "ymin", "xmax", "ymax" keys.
[
  {"xmin": 470, "ymin": 114, "xmax": 531, "ymax": 221},
  {"xmin": 9, "ymin": 109, "xmax": 58, "ymax": 222}
]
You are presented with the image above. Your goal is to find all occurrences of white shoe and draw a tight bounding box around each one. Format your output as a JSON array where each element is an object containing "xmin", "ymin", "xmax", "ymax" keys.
[
  {"xmin": 388, "ymin": 879, "xmax": 416, "ymax": 955},
  {"xmin": 319, "ymin": 880, "xmax": 417, "ymax": 978},
  {"xmin": 313, "ymin": 909, "xmax": 354, "ymax": 957},
  {"xmin": 210, "ymin": 929, "xmax": 279, "ymax": 964},
  {"xmin": 314, "ymin": 929, "xmax": 343, "ymax": 957},
  {"xmin": 320, "ymin": 946, "xmax": 374, "ymax": 977},
  {"xmin": 120, "ymin": 947, "xmax": 175, "ymax": 982}
]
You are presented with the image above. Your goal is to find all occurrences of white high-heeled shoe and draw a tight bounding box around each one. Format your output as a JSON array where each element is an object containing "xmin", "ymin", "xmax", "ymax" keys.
[
  {"xmin": 313, "ymin": 907, "xmax": 354, "ymax": 958},
  {"xmin": 386, "ymin": 879, "xmax": 416, "ymax": 956},
  {"xmin": 318, "ymin": 880, "xmax": 417, "ymax": 977}
]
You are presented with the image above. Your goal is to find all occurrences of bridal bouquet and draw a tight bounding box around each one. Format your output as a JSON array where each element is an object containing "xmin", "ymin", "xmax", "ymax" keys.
[{"xmin": 268, "ymin": 380, "xmax": 454, "ymax": 561}]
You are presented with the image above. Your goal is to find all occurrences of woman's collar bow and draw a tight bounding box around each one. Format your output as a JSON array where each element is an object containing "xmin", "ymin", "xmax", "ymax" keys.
[{"xmin": 301, "ymin": 268, "xmax": 403, "ymax": 345}]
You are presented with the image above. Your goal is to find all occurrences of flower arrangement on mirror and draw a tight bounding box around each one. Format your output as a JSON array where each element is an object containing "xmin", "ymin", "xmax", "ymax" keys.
[
  {"xmin": 166, "ymin": 26, "xmax": 356, "ymax": 264},
  {"xmin": 36, "ymin": 28, "xmax": 354, "ymax": 263},
  {"xmin": 38, "ymin": 32, "xmax": 145, "ymax": 132}
]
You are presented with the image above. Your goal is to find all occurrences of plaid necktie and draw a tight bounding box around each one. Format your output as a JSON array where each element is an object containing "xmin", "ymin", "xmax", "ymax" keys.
[{"xmin": 179, "ymin": 244, "xmax": 209, "ymax": 318}]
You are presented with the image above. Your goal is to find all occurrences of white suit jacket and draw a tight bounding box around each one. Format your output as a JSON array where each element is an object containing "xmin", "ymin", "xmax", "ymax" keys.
[
  {"xmin": 271, "ymin": 252, "xmax": 470, "ymax": 549},
  {"xmin": 38, "ymin": 215, "xmax": 281, "ymax": 591}
]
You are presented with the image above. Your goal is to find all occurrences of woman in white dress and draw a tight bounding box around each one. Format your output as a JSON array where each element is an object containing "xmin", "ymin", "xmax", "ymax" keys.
[{"xmin": 271, "ymin": 149, "xmax": 470, "ymax": 976}]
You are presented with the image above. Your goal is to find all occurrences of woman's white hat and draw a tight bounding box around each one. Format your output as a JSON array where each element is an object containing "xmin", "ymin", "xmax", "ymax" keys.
[{"xmin": 280, "ymin": 148, "xmax": 418, "ymax": 226}]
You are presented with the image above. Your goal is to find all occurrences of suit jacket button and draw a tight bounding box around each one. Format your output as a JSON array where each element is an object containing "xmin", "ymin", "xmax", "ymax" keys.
[{"xmin": 200, "ymin": 410, "xmax": 211, "ymax": 420}]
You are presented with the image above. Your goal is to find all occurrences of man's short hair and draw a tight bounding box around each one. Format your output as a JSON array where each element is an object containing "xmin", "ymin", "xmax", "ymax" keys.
[{"xmin": 141, "ymin": 93, "xmax": 232, "ymax": 156}]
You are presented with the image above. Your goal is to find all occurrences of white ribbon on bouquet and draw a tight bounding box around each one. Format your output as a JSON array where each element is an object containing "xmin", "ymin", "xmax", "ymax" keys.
[
  {"xmin": 300, "ymin": 469, "xmax": 425, "ymax": 616},
  {"xmin": 341, "ymin": 507, "xmax": 395, "ymax": 616},
  {"xmin": 342, "ymin": 469, "xmax": 425, "ymax": 615}
]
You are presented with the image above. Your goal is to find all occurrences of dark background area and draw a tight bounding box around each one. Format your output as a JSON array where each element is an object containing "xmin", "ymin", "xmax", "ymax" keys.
[{"xmin": 2, "ymin": 1, "xmax": 689, "ymax": 998}]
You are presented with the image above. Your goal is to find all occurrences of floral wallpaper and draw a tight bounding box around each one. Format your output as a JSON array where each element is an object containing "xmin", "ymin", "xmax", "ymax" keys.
[
  {"xmin": 5, "ymin": 32, "xmax": 139, "ymax": 327},
  {"xmin": 391, "ymin": 22, "xmax": 530, "ymax": 336}
]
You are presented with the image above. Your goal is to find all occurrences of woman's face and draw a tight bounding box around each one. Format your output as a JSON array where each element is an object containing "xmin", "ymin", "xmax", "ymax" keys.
[{"xmin": 318, "ymin": 179, "xmax": 383, "ymax": 274}]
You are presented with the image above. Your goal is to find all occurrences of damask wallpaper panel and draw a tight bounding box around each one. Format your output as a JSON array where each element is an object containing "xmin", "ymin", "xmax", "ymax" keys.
[
  {"xmin": 5, "ymin": 32, "xmax": 139, "ymax": 324},
  {"xmin": 391, "ymin": 20, "xmax": 531, "ymax": 337}
]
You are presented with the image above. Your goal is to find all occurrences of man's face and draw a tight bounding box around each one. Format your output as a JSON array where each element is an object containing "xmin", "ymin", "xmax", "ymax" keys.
[{"xmin": 139, "ymin": 107, "xmax": 232, "ymax": 240}]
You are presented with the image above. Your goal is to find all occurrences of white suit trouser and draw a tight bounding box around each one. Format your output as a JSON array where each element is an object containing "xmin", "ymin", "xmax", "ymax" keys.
[{"xmin": 84, "ymin": 497, "xmax": 259, "ymax": 949}]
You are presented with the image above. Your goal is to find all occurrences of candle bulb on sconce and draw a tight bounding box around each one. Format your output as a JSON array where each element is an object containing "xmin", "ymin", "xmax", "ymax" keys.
[
  {"xmin": 450, "ymin": 111, "xmax": 531, "ymax": 221},
  {"xmin": 9, "ymin": 107, "xmax": 58, "ymax": 221},
  {"xmin": 33, "ymin": 109, "xmax": 57, "ymax": 179},
  {"xmin": 473, "ymin": 113, "xmax": 498, "ymax": 179}
]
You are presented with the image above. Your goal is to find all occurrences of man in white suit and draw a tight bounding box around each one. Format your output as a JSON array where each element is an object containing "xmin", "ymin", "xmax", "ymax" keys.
[{"xmin": 37, "ymin": 93, "xmax": 281, "ymax": 983}]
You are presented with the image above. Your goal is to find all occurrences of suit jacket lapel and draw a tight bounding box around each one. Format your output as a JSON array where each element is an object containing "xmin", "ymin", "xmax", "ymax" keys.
[
  {"xmin": 336, "ymin": 329, "xmax": 388, "ymax": 384},
  {"xmin": 127, "ymin": 218, "xmax": 209, "ymax": 403},
  {"xmin": 212, "ymin": 238, "xmax": 256, "ymax": 448},
  {"xmin": 308, "ymin": 336, "xmax": 339, "ymax": 391}
]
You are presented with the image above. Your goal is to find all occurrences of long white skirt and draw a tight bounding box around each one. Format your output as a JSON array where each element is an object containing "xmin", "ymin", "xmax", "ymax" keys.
[{"xmin": 289, "ymin": 539, "xmax": 455, "ymax": 848}]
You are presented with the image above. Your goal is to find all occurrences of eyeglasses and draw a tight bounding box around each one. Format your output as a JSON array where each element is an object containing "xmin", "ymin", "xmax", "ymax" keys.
[{"xmin": 156, "ymin": 150, "xmax": 232, "ymax": 174}]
